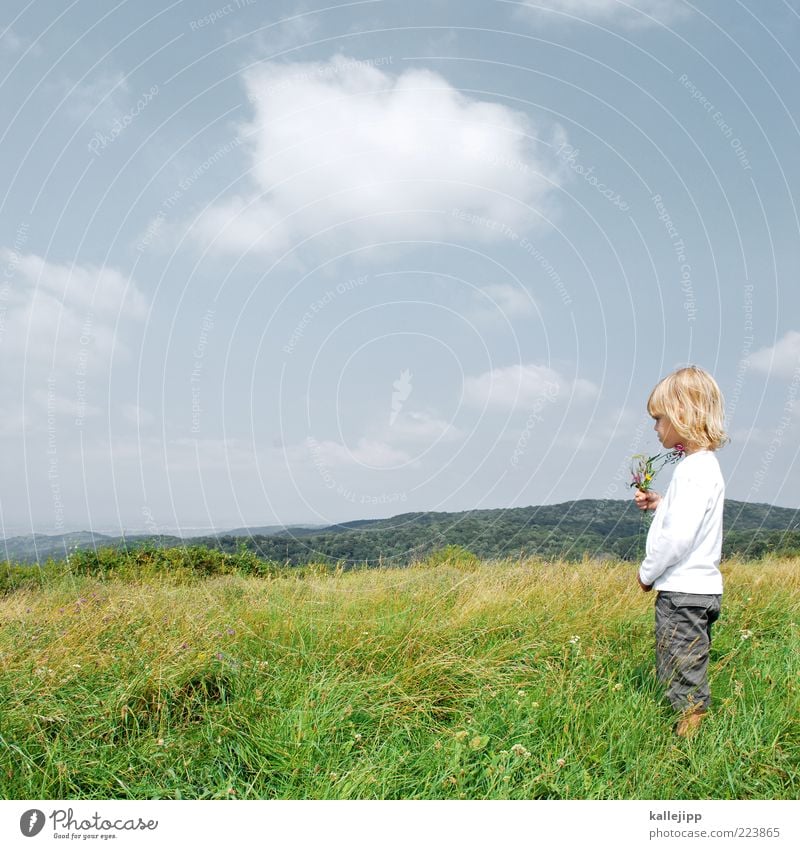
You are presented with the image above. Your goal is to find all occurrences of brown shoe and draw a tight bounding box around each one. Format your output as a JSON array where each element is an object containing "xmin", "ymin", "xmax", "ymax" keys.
[{"xmin": 675, "ymin": 708, "xmax": 707, "ymax": 738}]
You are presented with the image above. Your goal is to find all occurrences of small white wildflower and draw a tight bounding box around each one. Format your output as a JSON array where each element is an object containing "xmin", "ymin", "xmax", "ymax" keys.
[
  {"xmin": 517, "ymin": 690, "xmax": 526, "ymax": 697},
  {"xmin": 557, "ymin": 757, "xmax": 566, "ymax": 768},
  {"xmin": 613, "ymin": 682, "xmax": 623, "ymax": 691},
  {"xmin": 739, "ymin": 629, "xmax": 753, "ymax": 641},
  {"xmin": 510, "ymin": 744, "xmax": 531, "ymax": 758},
  {"xmin": 568, "ymin": 635, "xmax": 580, "ymax": 645}
]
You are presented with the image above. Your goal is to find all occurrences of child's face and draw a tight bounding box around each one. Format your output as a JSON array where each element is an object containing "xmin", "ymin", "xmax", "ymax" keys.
[{"xmin": 653, "ymin": 413, "xmax": 682, "ymax": 449}]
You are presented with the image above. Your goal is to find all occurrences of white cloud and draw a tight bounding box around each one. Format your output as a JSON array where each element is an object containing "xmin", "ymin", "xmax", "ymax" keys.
[
  {"xmin": 305, "ymin": 436, "xmax": 411, "ymax": 469},
  {"xmin": 750, "ymin": 331, "xmax": 800, "ymax": 379},
  {"xmin": 0, "ymin": 250, "xmax": 148, "ymax": 429},
  {"xmin": 520, "ymin": 0, "xmax": 689, "ymax": 27},
  {"xmin": 191, "ymin": 193, "xmax": 292, "ymax": 256},
  {"xmin": 5, "ymin": 251, "xmax": 147, "ymax": 321},
  {"xmin": 286, "ymin": 410, "xmax": 461, "ymax": 479},
  {"xmin": 193, "ymin": 55, "xmax": 563, "ymax": 255},
  {"xmin": 387, "ymin": 410, "xmax": 461, "ymax": 443},
  {"xmin": 463, "ymin": 363, "xmax": 597, "ymax": 409}
]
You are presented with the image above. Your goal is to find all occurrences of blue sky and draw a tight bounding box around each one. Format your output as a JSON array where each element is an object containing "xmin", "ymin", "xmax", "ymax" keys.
[{"xmin": 1, "ymin": 0, "xmax": 799, "ymax": 535}]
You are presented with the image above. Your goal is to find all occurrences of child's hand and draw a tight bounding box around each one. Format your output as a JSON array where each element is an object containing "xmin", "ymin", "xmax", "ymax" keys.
[
  {"xmin": 637, "ymin": 573, "xmax": 653, "ymax": 592},
  {"xmin": 634, "ymin": 489, "xmax": 661, "ymax": 511}
]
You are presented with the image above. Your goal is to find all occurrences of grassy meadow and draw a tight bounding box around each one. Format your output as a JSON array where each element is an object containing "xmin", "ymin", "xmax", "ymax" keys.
[{"xmin": 0, "ymin": 547, "xmax": 798, "ymax": 800}]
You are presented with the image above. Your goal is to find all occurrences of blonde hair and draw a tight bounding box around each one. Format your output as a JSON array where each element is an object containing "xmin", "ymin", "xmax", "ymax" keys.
[{"xmin": 647, "ymin": 366, "xmax": 729, "ymax": 451}]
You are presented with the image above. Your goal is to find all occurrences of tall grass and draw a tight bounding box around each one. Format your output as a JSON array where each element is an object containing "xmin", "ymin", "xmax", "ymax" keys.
[{"xmin": 0, "ymin": 551, "xmax": 797, "ymax": 799}]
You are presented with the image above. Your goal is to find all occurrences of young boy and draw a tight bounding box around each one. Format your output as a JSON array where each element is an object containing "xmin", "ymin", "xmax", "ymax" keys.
[{"xmin": 634, "ymin": 366, "xmax": 728, "ymax": 737}]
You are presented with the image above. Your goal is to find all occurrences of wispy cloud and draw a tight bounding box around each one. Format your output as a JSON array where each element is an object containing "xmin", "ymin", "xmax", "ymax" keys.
[
  {"xmin": 386, "ymin": 410, "xmax": 462, "ymax": 444},
  {"xmin": 750, "ymin": 331, "xmax": 800, "ymax": 379},
  {"xmin": 303, "ymin": 436, "xmax": 412, "ymax": 469},
  {"xmin": 39, "ymin": 71, "xmax": 133, "ymax": 134},
  {"xmin": 0, "ymin": 26, "xmax": 41, "ymax": 55},
  {"xmin": 0, "ymin": 249, "xmax": 148, "ymax": 429},
  {"xmin": 292, "ymin": 410, "xmax": 462, "ymax": 479},
  {"xmin": 463, "ymin": 362, "xmax": 597, "ymax": 409},
  {"xmin": 2, "ymin": 251, "xmax": 147, "ymax": 322},
  {"xmin": 242, "ymin": 7, "xmax": 320, "ymax": 57}
]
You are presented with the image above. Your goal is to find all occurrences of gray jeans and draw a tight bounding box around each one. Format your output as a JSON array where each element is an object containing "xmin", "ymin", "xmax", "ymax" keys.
[{"xmin": 655, "ymin": 591, "xmax": 722, "ymax": 712}]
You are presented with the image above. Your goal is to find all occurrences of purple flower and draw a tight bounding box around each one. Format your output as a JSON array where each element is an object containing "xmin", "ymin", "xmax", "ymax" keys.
[{"xmin": 630, "ymin": 447, "xmax": 684, "ymax": 492}]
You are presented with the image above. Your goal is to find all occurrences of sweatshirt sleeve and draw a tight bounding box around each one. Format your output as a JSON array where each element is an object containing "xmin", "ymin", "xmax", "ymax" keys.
[{"xmin": 639, "ymin": 470, "xmax": 710, "ymax": 586}]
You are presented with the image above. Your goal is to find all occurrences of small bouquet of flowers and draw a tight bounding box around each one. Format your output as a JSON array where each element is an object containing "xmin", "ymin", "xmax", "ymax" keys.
[{"xmin": 630, "ymin": 444, "xmax": 685, "ymax": 492}]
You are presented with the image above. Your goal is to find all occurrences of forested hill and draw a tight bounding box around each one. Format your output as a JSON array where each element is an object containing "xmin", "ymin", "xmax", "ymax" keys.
[
  {"xmin": 206, "ymin": 498, "xmax": 800, "ymax": 566},
  {"xmin": 5, "ymin": 499, "xmax": 800, "ymax": 566}
]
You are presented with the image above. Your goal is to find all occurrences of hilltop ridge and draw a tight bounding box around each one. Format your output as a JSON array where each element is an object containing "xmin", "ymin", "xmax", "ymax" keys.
[{"xmin": 5, "ymin": 498, "xmax": 799, "ymax": 566}]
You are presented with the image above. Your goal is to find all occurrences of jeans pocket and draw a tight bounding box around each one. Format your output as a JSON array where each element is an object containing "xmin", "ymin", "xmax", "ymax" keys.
[
  {"xmin": 669, "ymin": 593, "xmax": 702, "ymax": 607},
  {"xmin": 667, "ymin": 592, "xmax": 720, "ymax": 611}
]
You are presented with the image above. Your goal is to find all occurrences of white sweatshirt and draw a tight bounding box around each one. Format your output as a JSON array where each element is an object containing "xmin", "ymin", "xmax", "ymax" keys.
[{"xmin": 639, "ymin": 450, "xmax": 724, "ymax": 594}]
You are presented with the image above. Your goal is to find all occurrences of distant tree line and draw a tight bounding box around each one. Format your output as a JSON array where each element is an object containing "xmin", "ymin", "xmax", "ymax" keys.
[
  {"xmin": 5, "ymin": 499, "xmax": 799, "ymax": 567},
  {"xmin": 195, "ymin": 500, "xmax": 800, "ymax": 568}
]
